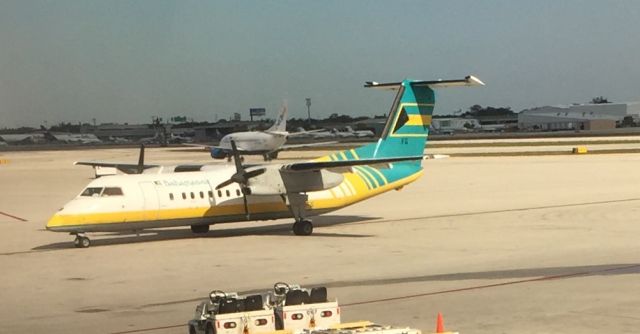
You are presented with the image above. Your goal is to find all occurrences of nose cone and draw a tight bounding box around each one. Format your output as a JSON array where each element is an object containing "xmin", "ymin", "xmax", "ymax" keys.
[
  {"xmin": 46, "ymin": 208, "xmax": 81, "ymax": 232},
  {"xmin": 46, "ymin": 213, "xmax": 68, "ymax": 231}
]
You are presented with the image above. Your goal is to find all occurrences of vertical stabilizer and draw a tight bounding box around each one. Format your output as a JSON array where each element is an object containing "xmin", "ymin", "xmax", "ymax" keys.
[
  {"xmin": 351, "ymin": 76, "xmax": 484, "ymax": 160},
  {"xmin": 268, "ymin": 102, "xmax": 288, "ymax": 132}
]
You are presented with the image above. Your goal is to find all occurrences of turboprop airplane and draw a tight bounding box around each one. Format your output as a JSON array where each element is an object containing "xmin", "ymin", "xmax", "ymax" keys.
[
  {"xmin": 211, "ymin": 104, "xmax": 334, "ymax": 161},
  {"xmin": 46, "ymin": 76, "xmax": 484, "ymax": 247}
]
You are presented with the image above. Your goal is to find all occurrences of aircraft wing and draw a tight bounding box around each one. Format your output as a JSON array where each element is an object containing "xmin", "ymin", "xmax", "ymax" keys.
[
  {"xmin": 286, "ymin": 129, "xmax": 328, "ymax": 137},
  {"xmin": 74, "ymin": 161, "xmax": 160, "ymax": 174},
  {"xmin": 281, "ymin": 155, "xmax": 423, "ymax": 171},
  {"xmin": 264, "ymin": 131, "xmax": 289, "ymax": 137},
  {"xmin": 278, "ymin": 141, "xmax": 338, "ymax": 151},
  {"xmin": 182, "ymin": 144, "xmax": 253, "ymax": 153}
]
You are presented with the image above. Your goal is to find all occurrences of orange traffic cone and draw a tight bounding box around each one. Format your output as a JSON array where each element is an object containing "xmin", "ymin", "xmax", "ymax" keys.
[{"xmin": 435, "ymin": 312, "xmax": 445, "ymax": 333}]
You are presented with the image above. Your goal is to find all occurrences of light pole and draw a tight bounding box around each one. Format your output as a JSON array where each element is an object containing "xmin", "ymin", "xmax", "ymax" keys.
[{"xmin": 305, "ymin": 98, "xmax": 311, "ymax": 127}]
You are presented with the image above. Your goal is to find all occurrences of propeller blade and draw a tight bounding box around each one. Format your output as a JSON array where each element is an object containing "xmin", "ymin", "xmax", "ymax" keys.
[
  {"xmin": 215, "ymin": 179, "xmax": 235, "ymax": 190},
  {"xmin": 244, "ymin": 168, "xmax": 266, "ymax": 179},
  {"xmin": 137, "ymin": 144, "xmax": 145, "ymax": 174},
  {"xmin": 230, "ymin": 140, "xmax": 243, "ymax": 172}
]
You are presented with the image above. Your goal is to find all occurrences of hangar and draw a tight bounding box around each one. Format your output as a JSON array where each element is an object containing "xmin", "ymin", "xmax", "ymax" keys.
[{"xmin": 518, "ymin": 102, "xmax": 640, "ymax": 131}]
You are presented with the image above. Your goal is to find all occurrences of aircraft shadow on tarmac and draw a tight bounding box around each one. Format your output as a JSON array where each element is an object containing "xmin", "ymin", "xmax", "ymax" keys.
[
  {"xmin": 321, "ymin": 263, "xmax": 640, "ymax": 289},
  {"xmin": 32, "ymin": 215, "xmax": 379, "ymax": 250}
]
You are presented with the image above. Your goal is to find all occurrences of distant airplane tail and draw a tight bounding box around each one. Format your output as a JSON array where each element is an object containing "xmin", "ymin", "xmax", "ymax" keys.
[
  {"xmin": 267, "ymin": 102, "xmax": 288, "ymax": 132},
  {"xmin": 317, "ymin": 76, "xmax": 484, "ymax": 162}
]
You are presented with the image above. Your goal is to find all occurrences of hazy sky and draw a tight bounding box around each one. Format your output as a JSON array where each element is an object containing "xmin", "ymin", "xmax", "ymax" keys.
[{"xmin": 1, "ymin": 1, "xmax": 639, "ymax": 128}]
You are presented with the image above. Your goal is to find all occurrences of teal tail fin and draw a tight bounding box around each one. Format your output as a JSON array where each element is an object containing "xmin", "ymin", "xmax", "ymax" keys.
[{"xmin": 352, "ymin": 76, "xmax": 484, "ymax": 160}]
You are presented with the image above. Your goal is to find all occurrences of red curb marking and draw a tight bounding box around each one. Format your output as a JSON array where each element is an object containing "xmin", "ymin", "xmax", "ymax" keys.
[{"xmin": 0, "ymin": 211, "xmax": 28, "ymax": 222}]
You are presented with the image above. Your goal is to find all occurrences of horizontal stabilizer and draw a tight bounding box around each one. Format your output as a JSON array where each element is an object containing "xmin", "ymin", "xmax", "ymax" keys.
[
  {"xmin": 365, "ymin": 75, "xmax": 484, "ymax": 91},
  {"xmin": 281, "ymin": 155, "xmax": 423, "ymax": 172}
]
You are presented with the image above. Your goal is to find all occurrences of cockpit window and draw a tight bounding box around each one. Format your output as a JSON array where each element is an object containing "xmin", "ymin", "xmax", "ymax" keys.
[
  {"xmin": 80, "ymin": 187, "xmax": 123, "ymax": 197},
  {"xmin": 102, "ymin": 187, "xmax": 123, "ymax": 196},
  {"xmin": 80, "ymin": 187, "xmax": 103, "ymax": 197}
]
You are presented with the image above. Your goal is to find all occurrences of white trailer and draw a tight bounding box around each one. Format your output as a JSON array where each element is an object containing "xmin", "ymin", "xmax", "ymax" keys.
[{"xmin": 188, "ymin": 283, "xmax": 340, "ymax": 334}]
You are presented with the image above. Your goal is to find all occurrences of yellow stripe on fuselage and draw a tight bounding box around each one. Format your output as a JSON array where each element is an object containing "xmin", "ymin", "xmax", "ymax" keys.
[
  {"xmin": 365, "ymin": 166, "xmax": 388, "ymax": 185},
  {"xmin": 349, "ymin": 149, "xmax": 359, "ymax": 160},
  {"xmin": 309, "ymin": 170, "xmax": 424, "ymax": 210},
  {"xmin": 355, "ymin": 166, "xmax": 380, "ymax": 187},
  {"xmin": 353, "ymin": 168, "xmax": 374, "ymax": 189},
  {"xmin": 47, "ymin": 201, "xmax": 288, "ymax": 228}
]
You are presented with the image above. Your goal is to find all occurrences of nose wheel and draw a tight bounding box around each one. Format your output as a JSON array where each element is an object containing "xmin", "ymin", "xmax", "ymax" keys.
[
  {"xmin": 72, "ymin": 233, "xmax": 91, "ymax": 248},
  {"xmin": 292, "ymin": 220, "xmax": 313, "ymax": 236}
]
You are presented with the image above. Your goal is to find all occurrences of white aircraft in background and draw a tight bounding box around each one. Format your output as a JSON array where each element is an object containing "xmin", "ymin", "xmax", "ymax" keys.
[
  {"xmin": 330, "ymin": 128, "xmax": 354, "ymax": 139},
  {"xmin": 344, "ymin": 126, "xmax": 375, "ymax": 138},
  {"xmin": 294, "ymin": 127, "xmax": 335, "ymax": 139},
  {"xmin": 211, "ymin": 104, "xmax": 334, "ymax": 161},
  {"xmin": 47, "ymin": 75, "xmax": 484, "ymax": 248}
]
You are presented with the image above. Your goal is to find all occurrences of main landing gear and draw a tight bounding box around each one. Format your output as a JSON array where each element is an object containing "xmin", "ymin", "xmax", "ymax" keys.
[
  {"xmin": 286, "ymin": 192, "xmax": 314, "ymax": 236},
  {"xmin": 292, "ymin": 220, "xmax": 313, "ymax": 236},
  {"xmin": 72, "ymin": 233, "xmax": 91, "ymax": 248}
]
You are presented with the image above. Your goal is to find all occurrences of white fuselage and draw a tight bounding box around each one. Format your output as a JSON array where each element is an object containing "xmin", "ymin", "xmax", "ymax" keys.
[
  {"xmin": 219, "ymin": 131, "xmax": 287, "ymax": 153},
  {"xmin": 47, "ymin": 161, "xmax": 424, "ymax": 233}
]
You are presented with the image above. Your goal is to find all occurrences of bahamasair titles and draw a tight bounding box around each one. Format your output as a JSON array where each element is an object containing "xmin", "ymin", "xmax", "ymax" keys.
[{"xmin": 47, "ymin": 76, "xmax": 484, "ymax": 247}]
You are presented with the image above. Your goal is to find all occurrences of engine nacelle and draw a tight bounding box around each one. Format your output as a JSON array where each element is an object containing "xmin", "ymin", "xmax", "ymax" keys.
[
  {"xmin": 246, "ymin": 167, "xmax": 344, "ymax": 195},
  {"xmin": 210, "ymin": 147, "xmax": 228, "ymax": 159}
]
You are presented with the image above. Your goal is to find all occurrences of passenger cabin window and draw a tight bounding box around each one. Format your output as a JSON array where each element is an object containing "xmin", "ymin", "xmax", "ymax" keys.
[
  {"xmin": 236, "ymin": 189, "xmax": 241, "ymax": 196},
  {"xmin": 102, "ymin": 187, "xmax": 123, "ymax": 196},
  {"xmin": 81, "ymin": 187, "xmax": 103, "ymax": 197},
  {"xmin": 226, "ymin": 190, "xmax": 230, "ymax": 197},
  {"xmin": 208, "ymin": 191, "xmax": 213, "ymax": 198},
  {"xmin": 169, "ymin": 193, "xmax": 174, "ymax": 200},
  {"xmin": 182, "ymin": 192, "xmax": 186, "ymax": 200},
  {"xmin": 190, "ymin": 192, "xmax": 195, "ymax": 199},
  {"xmin": 217, "ymin": 190, "xmax": 222, "ymax": 197},
  {"xmin": 199, "ymin": 191, "xmax": 204, "ymax": 199}
]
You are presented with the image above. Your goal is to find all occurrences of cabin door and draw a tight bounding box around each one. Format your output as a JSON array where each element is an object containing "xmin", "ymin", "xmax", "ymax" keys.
[{"xmin": 139, "ymin": 181, "xmax": 160, "ymax": 220}]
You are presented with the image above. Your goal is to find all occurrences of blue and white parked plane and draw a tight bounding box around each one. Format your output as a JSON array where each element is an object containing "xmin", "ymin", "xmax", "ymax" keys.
[
  {"xmin": 47, "ymin": 76, "xmax": 484, "ymax": 247},
  {"xmin": 211, "ymin": 104, "xmax": 334, "ymax": 161}
]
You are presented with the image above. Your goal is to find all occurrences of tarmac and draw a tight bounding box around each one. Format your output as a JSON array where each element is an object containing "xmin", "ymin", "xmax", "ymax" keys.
[{"xmin": 1, "ymin": 142, "xmax": 640, "ymax": 333}]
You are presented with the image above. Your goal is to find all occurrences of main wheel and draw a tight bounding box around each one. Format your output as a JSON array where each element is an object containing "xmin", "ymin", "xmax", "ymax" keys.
[
  {"xmin": 78, "ymin": 236, "xmax": 91, "ymax": 248},
  {"xmin": 293, "ymin": 220, "xmax": 313, "ymax": 236},
  {"xmin": 191, "ymin": 225, "xmax": 210, "ymax": 234}
]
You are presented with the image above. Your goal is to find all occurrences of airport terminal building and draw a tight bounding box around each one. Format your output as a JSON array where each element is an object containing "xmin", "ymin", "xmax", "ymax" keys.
[{"xmin": 518, "ymin": 102, "xmax": 640, "ymax": 131}]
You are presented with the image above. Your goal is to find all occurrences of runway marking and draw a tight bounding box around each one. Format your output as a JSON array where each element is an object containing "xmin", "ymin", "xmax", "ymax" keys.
[
  {"xmin": 108, "ymin": 263, "xmax": 640, "ymax": 334},
  {"xmin": 0, "ymin": 211, "xmax": 27, "ymax": 222}
]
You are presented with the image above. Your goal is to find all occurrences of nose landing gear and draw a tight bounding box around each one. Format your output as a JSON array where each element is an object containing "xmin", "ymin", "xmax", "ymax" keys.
[{"xmin": 72, "ymin": 233, "xmax": 91, "ymax": 248}]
